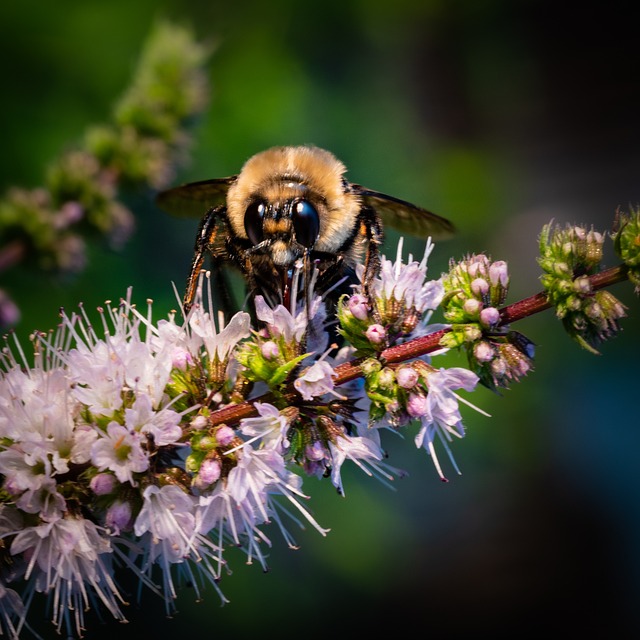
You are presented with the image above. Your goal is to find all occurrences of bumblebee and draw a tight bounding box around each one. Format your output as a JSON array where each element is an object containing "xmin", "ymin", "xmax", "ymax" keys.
[{"xmin": 157, "ymin": 145, "xmax": 454, "ymax": 318}]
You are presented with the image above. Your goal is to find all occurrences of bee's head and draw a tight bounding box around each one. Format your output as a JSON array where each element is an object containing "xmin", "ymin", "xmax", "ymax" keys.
[
  {"xmin": 226, "ymin": 146, "xmax": 361, "ymax": 266},
  {"xmin": 242, "ymin": 195, "xmax": 320, "ymax": 265}
]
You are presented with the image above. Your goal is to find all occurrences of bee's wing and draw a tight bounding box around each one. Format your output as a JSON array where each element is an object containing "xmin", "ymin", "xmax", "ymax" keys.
[
  {"xmin": 155, "ymin": 177, "xmax": 236, "ymax": 218},
  {"xmin": 351, "ymin": 184, "xmax": 455, "ymax": 239}
]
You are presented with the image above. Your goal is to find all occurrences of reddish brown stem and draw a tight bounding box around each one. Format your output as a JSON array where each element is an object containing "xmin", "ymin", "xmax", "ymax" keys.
[{"xmin": 208, "ymin": 263, "xmax": 630, "ymax": 427}]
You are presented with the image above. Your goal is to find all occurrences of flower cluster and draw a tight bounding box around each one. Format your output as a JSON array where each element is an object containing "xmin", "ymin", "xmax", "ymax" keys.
[
  {"xmin": 613, "ymin": 207, "xmax": 640, "ymax": 294},
  {"xmin": 0, "ymin": 240, "xmax": 485, "ymax": 637},
  {"xmin": 439, "ymin": 253, "xmax": 534, "ymax": 390},
  {"xmin": 337, "ymin": 238, "xmax": 445, "ymax": 352},
  {"xmin": 539, "ymin": 222, "xmax": 627, "ymax": 353},
  {"xmin": 362, "ymin": 358, "xmax": 485, "ymax": 482},
  {"xmin": 1, "ymin": 218, "xmax": 636, "ymax": 637}
]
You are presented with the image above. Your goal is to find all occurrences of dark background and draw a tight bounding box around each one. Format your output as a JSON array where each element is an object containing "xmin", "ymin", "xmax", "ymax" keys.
[{"xmin": 1, "ymin": 1, "xmax": 639, "ymax": 637}]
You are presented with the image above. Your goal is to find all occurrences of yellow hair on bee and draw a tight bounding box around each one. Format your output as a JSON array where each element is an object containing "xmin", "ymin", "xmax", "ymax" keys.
[{"xmin": 226, "ymin": 145, "xmax": 361, "ymax": 252}]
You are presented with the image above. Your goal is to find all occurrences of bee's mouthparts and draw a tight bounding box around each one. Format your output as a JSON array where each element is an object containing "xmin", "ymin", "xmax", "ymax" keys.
[{"xmin": 281, "ymin": 267, "xmax": 294, "ymax": 309}]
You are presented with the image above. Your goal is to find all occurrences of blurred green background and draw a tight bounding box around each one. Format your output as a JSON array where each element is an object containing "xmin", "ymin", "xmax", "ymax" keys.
[{"xmin": 1, "ymin": 0, "xmax": 639, "ymax": 637}]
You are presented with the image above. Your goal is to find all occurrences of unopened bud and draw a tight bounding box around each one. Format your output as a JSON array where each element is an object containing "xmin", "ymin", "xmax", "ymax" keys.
[
  {"xmin": 348, "ymin": 294, "xmax": 370, "ymax": 320},
  {"xmin": 396, "ymin": 366, "xmax": 419, "ymax": 389},
  {"xmin": 90, "ymin": 473, "xmax": 116, "ymax": 496},
  {"xmin": 365, "ymin": 323, "xmax": 387, "ymax": 345},
  {"xmin": 479, "ymin": 306, "xmax": 500, "ymax": 328}
]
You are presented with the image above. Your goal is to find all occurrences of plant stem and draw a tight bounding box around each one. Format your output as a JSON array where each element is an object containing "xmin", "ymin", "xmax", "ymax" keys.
[{"xmin": 207, "ymin": 263, "xmax": 630, "ymax": 427}]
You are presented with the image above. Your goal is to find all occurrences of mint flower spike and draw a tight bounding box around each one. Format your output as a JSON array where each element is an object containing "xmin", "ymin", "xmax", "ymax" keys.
[
  {"xmin": 338, "ymin": 237, "xmax": 445, "ymax": 353},
  {"xmin": 539, "ymin": 221, "xmax": 627, "ymax": 354},
  {"xmin": 439, "ymin": 253, "xmax": 535, "ymax": 390},
  {"xmin": 613, "ymin": 206, "xmax": 640, "ymax": 293},
  {"xmin": 0, "ymin": 277, "xmax": 342, "ymax": 636}
]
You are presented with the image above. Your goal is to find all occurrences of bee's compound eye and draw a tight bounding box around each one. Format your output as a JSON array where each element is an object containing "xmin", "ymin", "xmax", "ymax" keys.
[
  {"xmin": 292, "ymin": 200, "xmax": 319, "ymax": 248},
  {"xmin": 244, "ymin": 201, "xmax": 266, "ymax": 245}
]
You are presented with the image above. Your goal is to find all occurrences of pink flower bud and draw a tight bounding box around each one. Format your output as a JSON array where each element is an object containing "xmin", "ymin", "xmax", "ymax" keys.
[
  {"xmin": 348, "ymin": 294, "xmax": 370, "ymax": 320},
  {"xmin": 190, "ymin": 415, "xmax": 208, "ymax": 430},
  {"xmin": 365, "ymin": 323, "xmax": 387, "ymax": 344},
  {"xmin": 105, "ymin": 500, "xmax": 133, "ymax": 533},
  {"xmin": 261, "ymin": 340, "xmax": 280, "ymax": 359},
  {"xmin": 470, "ymin": 278, "xmax": 490, "ymax": 297},
  {"xmin": 215, "ymin": 425, "xmax": 236, "ymax": 446},
  {"xmin": 489, "ymin": 261, "xmax": 509, "ymax": 288},
  {"xmin": 463, "ymin": 298, "xmax": 481, "ymax": 316},
  {"xmin": 473, "ymin": 340, "xmax": 494, "ymax": 362},
  {"xmin": 407, "ymin": 393, "xmax": 429, "ymax": 418},
  {"xmin": 90, "ymin": 473, "xmax": 117, "ymax": 496},
  {"xmin": 396, "ymin": 366, "xmax": 419, "ymax": 389},
  {"xmin": 479, "ymin": 306, "xmax": 500, "ymax": 327},
  {"xmin": 197, "ymin": 458, "xmax": 222, "ymax": 487}
]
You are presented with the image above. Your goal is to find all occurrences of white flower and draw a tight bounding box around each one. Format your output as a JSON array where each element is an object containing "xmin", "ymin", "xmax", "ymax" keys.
[
  {"xmin": 254, "ymin": 293, "xmax": 326, "ymax": 346},
  {"xmin": 124, "ymin": 393, "xmax": 182, "ymax": 446},
  {"xmin": 198, "ymin": 445, "xmax": 329, "ymax": 568},
  {"xmin": 9, "ymin": 516, "xmax": 125, "ymax": 636},
  {"xmin": 65, "ymin": 337, "xmax": 125, "ymax": 417},
  {"xmin": 239, "ymin": 402, "xmax": 291, "ymax": 452},
  {"xmin": 134, "ymin": 484, "xmax": 198, "ymax": 562},
  {"xmin": 254, "ymin": 295, "xmax": 307, "ymax": 343},
  {"xmin": 412, "ymin": 367, "xmax": 482, "ymax": 481},
  {"xmin": 187, "ymin": 299, "xmax": 251, "ymax": 363},
  {"xmin": 91, "ymin": 422, "xmax": 149, "ymax": 484},
  {"xmin": 294, "ymin": 360, "xmax": 338, "ymax": 400},
  {"xmin": 369, "ymin": 237, "xmax": 444, "ymax": 314},
  {"xmin": 327, "ymin": 433, "xmax": 396, "ymax": 496},
  {"xmin": 134, "ymin": 484, "xmax": 227, "ymax": 610},
  {"xmin": 15, "ymin": 477, "xmax": 66, "ymax": 521}
]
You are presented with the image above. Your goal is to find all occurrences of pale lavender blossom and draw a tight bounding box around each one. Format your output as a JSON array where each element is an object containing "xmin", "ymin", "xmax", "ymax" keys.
[
  {"xmin": 91, "ymin": 422, "xmax": 149, "ymax": 485},
  {"xmin": 9, "ymin": 516, "xmax": 126, "ymax": 635},
  {"xmin": 188, "ymin": 303, "xmax": 251, "ymax": 363},
  {"xmin": 412, "ymin": 367, "xmax": 483, "ymax": 482},
  {"xmin": 254, "ymin": 295, "xmax": 308, "ymax": 343},
  {"xmin": 65, "ymin": 336, "xmax": 126, "ymax": 416},
  {"xmin": 134, "ymin": 484, "xmax": 227, "ymax": 612},
  {"xmin": 198, "ymin": 445, "xmax": 330, "ymax": 568},
  {"xmin": 327, "ymin": 433, "xmax": 397, "ymax": 496},
  {"xmin": 347, "ymin": 293, "xmax": 370, "ymax": 320},
  {"xmin": 134, "ymin": 484, "xmax": 199, "ymax": 562},
  {"xmin": 294, "ymin": 360, "xmax": 338, "ymax": 400},
  {"xmin": 0, "ymin": 580, "xmax": 24, "ymax": 640},
  {"xmin": 239, "ymin": 402, "xmax": 291, "ymax": 452},
  {"xmin": 124, "ymin": 393, "xmax": 182, "ymax": 446},
  {"xmin": 15, "ymin": 477, "xmax": 66, "ymax": 522},
  {"xmin": 368, "ymin": 237, "xmax": 445, "ymax": 314}
]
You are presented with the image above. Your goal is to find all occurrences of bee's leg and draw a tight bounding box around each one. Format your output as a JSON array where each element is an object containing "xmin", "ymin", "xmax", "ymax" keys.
[
  {"xmin": 361, "ymin": 207, "xmax": 384, "ymax": 324},
  {"xmin": 183, "ymin": 207, "xmax": 221, "ymax": 314}
]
